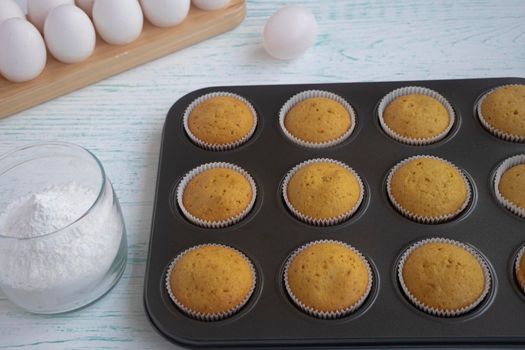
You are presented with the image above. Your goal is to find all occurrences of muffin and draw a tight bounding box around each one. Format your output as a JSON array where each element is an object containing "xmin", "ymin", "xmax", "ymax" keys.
[
  {"xmin": 399, "ymin": 238, "xmax": 490, "ymax": 317},
  {"xmin": 478, "ymin": 85, "xmax": 525, "ymax": 142},
  {"xmin": 280, "ymin": 91, "xmax": 355, "ymax": 148},
  {"xmin": 387, "ymin": 155, "xmax": 470, "ymax": 223},
  {"xmin": 283, "ymin": 159, "xmax": 364, "ymax": 226},
  {"xmin": 499, "ymin": 164, "xmax": 525, "ymax": 207},
  {"xmin": 515, "ymin": 246, "xmax": 525, "ymax": 293},
  {"xmin": 378, "ymin": 87, "xmax": 454, "ymax": 145},
  {"xmin": 166, "ymin": 244, "xmax": 256, "ymax": 320},
  {"xmin": 494, "ymin": 154, "xmax": 525, "ymax": 218},
  {"xmin": 177, "ymin": 162, "xmax": 256, "ymax": 228},
  {"xmin": 184, "ymin": 92, "xmax": 257, "ymax": 150},
  {"xmin": 284, "ymin": 240, "xmax": 372, "ymax": 318}
]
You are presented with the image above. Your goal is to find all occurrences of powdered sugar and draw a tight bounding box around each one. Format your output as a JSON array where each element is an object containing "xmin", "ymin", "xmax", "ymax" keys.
[
  {"xmin": 0, "ymin": 182, "xmax": 123, "ymax": 311},
  {"xmin": 0, "ymin": 183, "xmax": 96, "ymax": 239}
]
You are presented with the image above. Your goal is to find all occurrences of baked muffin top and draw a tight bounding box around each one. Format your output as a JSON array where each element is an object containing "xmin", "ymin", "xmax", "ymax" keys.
[
  {"xmin": 516, "ymin": 250, "xmax": 525, "ymax": 291},
  {"xmin": 286, "ymin": 162, "xmax": 361, "ymax": 220},
  {"xmin": 498, "ymin": 163, "xmax": 525, "ymax": 209},
  {"xmin": 389, "ymin": 157, "xmax": 468, "ymax": 218},
  {"xmin": 285, "ymin": 97, "xmax": 352, "ymax": 143},
  {"xmin": 188, "ymin": 96, "xmax": 255, "ymax": 145},
  {"xmin": 480, "ymin": 85, "xmax": 525, "ymax": 137},
  {"xmin": 383, "ymin": 94, "xmax": 450, "ymax": 140},
  {"xmin": 402, "ymin": 242, "xmax": 486, "ymax": 311},
  {"xmin": 286, "ymin": 241, "xmax": 370, "ymax": 312},
  {"xmin": 170, "ymin": 245, "xmax": 254, "ymax": 315},
  {"xmin": 182, "ymin": 167, "xmax": 253, "ymax": 222}
]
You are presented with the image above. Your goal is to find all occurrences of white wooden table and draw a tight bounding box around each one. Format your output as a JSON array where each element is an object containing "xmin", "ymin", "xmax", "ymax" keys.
[{"xmin": 0, "ymin": 1, "xmax": 524, "ymax": 349}]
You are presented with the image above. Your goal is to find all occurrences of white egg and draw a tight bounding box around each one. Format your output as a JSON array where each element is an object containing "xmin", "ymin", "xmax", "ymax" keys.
[
  {"xmin": 0, "ymin": 18, "xmax": 47, "ymax": 82},
  {"xmin": 192, "ymin": 0, "xmax": 229, "ymax": 11},
  {"xmin": 93, "ymin": 0, "xmax": 143, "ymax": 45},
  {"xmin": 27, "ymin": 0, "xmax": 74, "ymax": 32},
  {"xmin": 44, "ymin": 4, "xmax": 95, "ymax": 64},
  {"xmin": 0, "ymin": 0, "xmax": 25, "ymax": 25},
  {"xmin": 263, "ymin": 6, "xmax": 317, "ymax": 60},
  {"xmin": 140, "ymin": 0, "xmax": 190, "ymax": 27},
  {"xmin": 75, "ymin": 0, "xmax": 94, "ymax": 17}
]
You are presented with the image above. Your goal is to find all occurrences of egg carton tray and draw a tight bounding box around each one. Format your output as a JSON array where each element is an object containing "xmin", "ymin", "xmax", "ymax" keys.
[{"xmin": 144, "ymin": 77, "xmax": 525, "ymax": 349}]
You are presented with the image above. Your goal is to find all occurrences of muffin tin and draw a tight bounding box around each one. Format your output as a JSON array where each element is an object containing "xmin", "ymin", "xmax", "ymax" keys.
[{"xmin": 144, "ymin": 77, "xmax": 525, "ymax": 348}]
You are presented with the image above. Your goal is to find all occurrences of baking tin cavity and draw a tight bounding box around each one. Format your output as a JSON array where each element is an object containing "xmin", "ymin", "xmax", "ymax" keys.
[
  {"xmin": 397, "ymin": 237, "xmax": 492, "ymax": 318},
  {"xmin": 175, "ymin": 162, "xmax": 257, "ymax": 228},
  {"xmin": 283, "ymin": 239, "xmax": 373, "ymax": 319},
  {"xmin": 281, "ymin": 158, "xmax": 365, "ymax": 226},
  {"xmin": 164, "ymin": 243, "xmax": 257, "ymax": 321},
  {"xmin": 385, "ymin": 155, "xmax": 472, "ymax": 224},
  {"xmin": 377, "ymin": 86, "xmax": 455, "ymax": 145},
  {"xmin": 477, "ymin": 84, "xmax": 525, "ymax": 143},
  {"xmin": 183, "ymin": 92, "xmax": 258, "ymax": 151},
  {"xmin": 493, "ymin": 154, "xmax": 525, "ymax": 219},
  {"xmin": 279, "ymin": 90, "xmax": 356, "ymax": 148}
]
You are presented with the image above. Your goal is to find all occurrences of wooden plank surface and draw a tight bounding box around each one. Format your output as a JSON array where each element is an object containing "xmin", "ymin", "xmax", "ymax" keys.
[
  {"xmin": 0, "ymin": 1, "xmax": 524, "ymax": 349},
  {"xmin": 0, "ymin": 0, "xmax": 246, "ymax": 119}
]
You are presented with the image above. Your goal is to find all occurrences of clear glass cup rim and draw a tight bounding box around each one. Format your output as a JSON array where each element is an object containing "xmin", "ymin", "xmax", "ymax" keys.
[{"xmin": 0, "ymin": 142, "xmax": 107, "ymax": 241}]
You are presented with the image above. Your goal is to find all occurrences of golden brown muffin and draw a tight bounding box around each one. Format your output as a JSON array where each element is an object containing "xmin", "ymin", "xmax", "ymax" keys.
[
  {"xmin": 284, "ymin": 97, "xmax": 352, "ymax": 143},
  {"xmin": 402, "ymin": 242, "xmax": 486, "ymax": 312},
  {"xmin": 188, "ymin": 96, "xmax": 255, "ymax": 145},
  {"xmin": 498, "ymin": 164, "xmax": 525, "ymax": 209},
  {"xmin": 516, "ymin": 250, "xmax": 525, "ymax": 291},
  {"xmin": 389, "ymin": 157, "xmax": 468, "ymax": 219},
  {"xmin": 169, "ymin": 245, "xmax": 254, "ymax": 315},
  {"xmin": 286, "ymin": 161, "xmax": 361, "ymax": 220},
  {"xmin": 480, "ymin": 85, "xmax": 525, "ymax": 137},
  {"xmin": 383, "ymin": 94, "xmax": 450, "ymax": 140},
  {"xmin": 182, "ymin": 167, "xmax": 253, "ymax": 222},
  {"xmin": 286, "ymin": 241, "xmax": 370, "ymax": 313}
]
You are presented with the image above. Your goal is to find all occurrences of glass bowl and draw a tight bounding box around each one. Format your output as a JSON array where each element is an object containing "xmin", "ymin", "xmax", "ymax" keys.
[{"xmin": 0, "ymin": 142, "xmax": 127, "ymax": 314}]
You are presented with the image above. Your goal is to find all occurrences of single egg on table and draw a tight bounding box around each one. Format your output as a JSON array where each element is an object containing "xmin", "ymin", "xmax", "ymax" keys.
[
  {"xmin": 263, "ymin": 6, "xmax": 317, "ymax": 60},
  {"xmin": 0, "ymin": 18, "xmax": 47, "ymax": 82},
  {"xmin": 0, "ymin": 0, "xmax": 25, "ymax": 25},
  {"xmin": 27, "ymin": 0, "xmax": 75, "ymax": 32},
  {"xmin": 44, "ymin": 4, "xmax": 96, "ymax": 64},
  {"xmin": 140, "ymin": 0, "xmax": 190, "ymax": 27},
  {"xmin": 192, "ymin": 0, "xmax": 229, "ymax": 11},
  {"xmin": 75, "ymin": 0, "xmax": 94, "ymax": 17},
  {"xmin": 93, "ymin": 0, "xmax": 144, "ymax": 45}
]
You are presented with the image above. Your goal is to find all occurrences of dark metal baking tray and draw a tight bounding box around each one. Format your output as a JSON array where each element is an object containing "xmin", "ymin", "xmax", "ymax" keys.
[{"xmin": 144, "ymin": 77, "xmax": 525, "ymax": 348}]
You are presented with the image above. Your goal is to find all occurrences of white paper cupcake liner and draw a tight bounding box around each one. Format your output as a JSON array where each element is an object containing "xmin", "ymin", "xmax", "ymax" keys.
[
  {"xmin": 282, "ymin": 158, "xmax": 365, "ymax": 226},
  {"xmin": 279, "ymin": 90, "xmax": 356, "ymax": 148},
  {"xmin": 176, "ymin": 162, "xmax": 257, "ymax": 228},
  {"xmin": 183, "ymin": 92, "xmax": 258, "ymax": 151},
  {"xmin": 477, "ymin": 84, "xmax": 525, "ymax": 143},
  {"xmin": 386, "ymin": 155, "xmax": 472, "ymax": 224},
  {"xmin": 377, "ymin": 86, "xmax": 455, "ymax": 145},
  {"xmin": 284, "ymin": 239, "xmax": 373, "ymax": 319},
  {"xmin": 397, "ymin": 237, "xmax": 491, "ymax": 317},
  {"xmin": 165, "ymin": 243, "xmax": 257, "ymax": 321},
  {"xmin": 515, "ymin": 245, "xmax": 525, "ymax": 294},
  {"xmin": 494, "ymin": 154, "xmax": 525, "ymax": 219}
]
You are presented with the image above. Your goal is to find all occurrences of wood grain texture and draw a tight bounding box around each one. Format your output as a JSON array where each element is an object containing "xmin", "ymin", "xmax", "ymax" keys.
[
  {"xmin": 0, "ymin": 0, "xmax": 246, "ymax": 119},
  {"xmin": 0, "ymin": 0, "xmax": 524, "ymax": 349}
]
